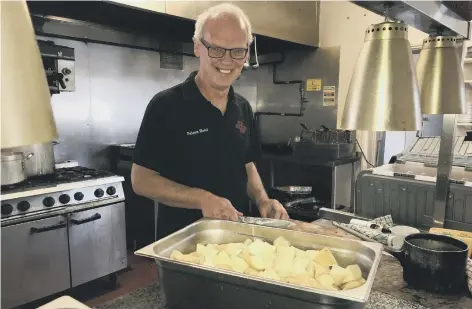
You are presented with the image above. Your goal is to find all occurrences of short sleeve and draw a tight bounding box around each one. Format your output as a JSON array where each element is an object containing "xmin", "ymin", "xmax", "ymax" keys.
[
  {"xmin": 245, "ymin": 104, "xmax": 262, "ymax": 164},
  {"xmin": 133, "ymin": 96, "xmax": 169, "ymax": 172}
]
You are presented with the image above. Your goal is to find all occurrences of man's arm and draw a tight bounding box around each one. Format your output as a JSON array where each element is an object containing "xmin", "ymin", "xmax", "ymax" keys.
[
  {"xmin": 246, "ymin": 162, "xmax": 289, "ymax": 220},
  {"xmin": 131, "ymin": 163, "xmax": 207, "ymax": 209},
  {"xmin": 245, "ymin": 162, "xmax": 269, "ymax": 206}
]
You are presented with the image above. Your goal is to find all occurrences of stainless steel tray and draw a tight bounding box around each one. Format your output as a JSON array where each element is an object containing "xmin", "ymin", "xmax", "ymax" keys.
[{"xmin": 135, "ymin": 219, "xmax": 383, "ymax": 309}]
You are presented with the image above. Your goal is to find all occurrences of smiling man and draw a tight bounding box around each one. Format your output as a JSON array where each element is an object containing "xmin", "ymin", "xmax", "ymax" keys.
[{"xmin": 131, "ymin": 3, "xmax": 288, "ymax": 239}]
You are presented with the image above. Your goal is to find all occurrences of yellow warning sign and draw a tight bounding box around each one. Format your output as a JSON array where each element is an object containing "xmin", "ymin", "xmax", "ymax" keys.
[{"xmin": 306, "ymin": 79, "xmax": 322, "ymax": 91}]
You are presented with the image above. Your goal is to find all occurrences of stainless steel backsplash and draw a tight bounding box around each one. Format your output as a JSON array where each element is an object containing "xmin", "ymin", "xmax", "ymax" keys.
[{"xmin": 40, "ymin": 36, "xmax": 339, "ymax": 169}]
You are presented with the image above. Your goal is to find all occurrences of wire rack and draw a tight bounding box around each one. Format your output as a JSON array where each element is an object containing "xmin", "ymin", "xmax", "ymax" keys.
[{"xmin": 396, "ymin": 136, "xmax": 472, "ymax": 168}]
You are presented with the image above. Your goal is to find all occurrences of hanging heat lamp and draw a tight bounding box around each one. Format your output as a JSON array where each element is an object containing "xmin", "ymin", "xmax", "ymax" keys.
[
  {"xmin": 340, "ymin": 20, "xmax": 422, "ymax": 131},
  {"xmin": 1, "ymin": 0, "xmax": 58, "ymax": 149},
  {"xmin": 416, "ymin": 35, "xmax": 466, "ymax": 115}
]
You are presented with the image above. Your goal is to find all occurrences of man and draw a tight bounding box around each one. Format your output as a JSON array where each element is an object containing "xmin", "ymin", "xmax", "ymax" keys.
[{"xmin": 131, "ymin": 3, "xmax": 288, "ymax": 239}]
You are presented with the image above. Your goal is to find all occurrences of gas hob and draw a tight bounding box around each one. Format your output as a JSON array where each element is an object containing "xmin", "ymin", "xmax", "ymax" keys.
[{"xmin": 1, "ymin": 166, "xmax": 125, "ymax": 224}]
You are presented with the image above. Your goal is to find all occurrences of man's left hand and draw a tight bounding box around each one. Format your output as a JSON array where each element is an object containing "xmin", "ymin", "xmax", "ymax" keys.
[{"xmin": 258, "ymin": 199, "xmax": 290, "ymax": 220}]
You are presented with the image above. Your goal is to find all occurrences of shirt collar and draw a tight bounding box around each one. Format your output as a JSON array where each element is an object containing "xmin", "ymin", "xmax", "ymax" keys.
[{"xmin": 182, "ymin": 71, "xmax": 236, "ymax": 105}]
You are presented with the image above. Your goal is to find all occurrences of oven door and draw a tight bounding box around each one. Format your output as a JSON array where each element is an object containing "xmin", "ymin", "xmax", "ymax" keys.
[
  {"xmin": 68, "ymin": 202, "xmax": 127, "ymax": 287},
  {"xmin": 1, "ymin": 216, "xmax": 70, "ymax": 309}
]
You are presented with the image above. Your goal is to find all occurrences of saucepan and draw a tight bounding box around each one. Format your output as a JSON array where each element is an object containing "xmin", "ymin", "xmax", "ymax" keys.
[
  {"xmin": 1, "ymin": 151, "xmax": 34, "ymax": 186},
  {"xmin": 388, "ymin": 233, "xmax": 469, "ymax": 294}
]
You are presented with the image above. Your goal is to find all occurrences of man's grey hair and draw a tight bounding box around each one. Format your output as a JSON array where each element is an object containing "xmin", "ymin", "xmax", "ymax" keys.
[{"xmin": 193, "ymin": 3, "xmax": 253, "ymax": 45}]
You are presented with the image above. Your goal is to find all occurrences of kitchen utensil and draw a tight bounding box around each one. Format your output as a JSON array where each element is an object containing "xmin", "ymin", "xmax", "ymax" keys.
[
  {"xmin": 316, "ymin": 207, "xmax": 368, "ymax": 223},
  {"xmin": 11, "ymin": 141, "xmax": 56, "ymax": 176},
  {"xmin": 317, "ymin": 208, "xmax": 391, "ymax": 233},
  {"xmin": 386, "ymin": 235, "xmax": 405, "ymax": 250},
  {"xmin": 237, "ymin": 216, "xmax": 295, "ymax": 229},
  {"xmin": 135, "ymin": 219, "xmax": 384, "ymax": 307},
  {"xmin": 284, "ymin": 197, "xmax": 318, "ymax": 209},
  {"xmin": 390, "ymin": 225, "xmax": 420, "ymax": 236},
  {"xmin": 1, "ymin": 151, "xmax": 34, "ymax": 186},
  {"xmin": 272, "ymin": 186, "xmax": 312, "ymax": 196},
  {"xmin": 390, "ymin": 233, "xmax": 469, "ymax": 294}
]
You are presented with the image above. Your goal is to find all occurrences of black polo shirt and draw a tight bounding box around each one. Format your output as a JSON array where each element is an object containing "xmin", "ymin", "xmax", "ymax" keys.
[{"xmin": 133, "ymin": 71, "xmax": 262, "ymax": 239}]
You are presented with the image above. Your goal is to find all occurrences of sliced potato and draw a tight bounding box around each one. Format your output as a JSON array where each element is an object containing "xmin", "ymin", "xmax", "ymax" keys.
[
  {"xmin": 230, "ymin": 255, "xmax": 249, "ymax": 273},
  {"xmin": 262, "ymin": 252, "xmax": 276, "ymax": 269},
  {"xmin": 292, "ymin": 257, "xmax": 311, "ymax": 276},
  {"xmin": 317, "ymin": 273, "xmax": 339, "ymax": 290},
  {"xmin": 258, "ymin": 268, "xmax": 281, "ymax": 281},
  {"xmin": 313, "ymin": 262, "xmax": 330, "ymax": 278},
  {"xmin": 244, "ymin": 267, "xmax": 260, "ymax": 276},
  {"xmin": 248, "ymin": 239, "xmax": 266, "ymax": 256},
  {"xmin": 184, "ymin": 240, "xmax": 366, "ymax": 293},
  {"xmin": 276, "ymin": 246, "xmax": 296, "ymax": 259},
  {"xmin": 285, "ymin": 275, "xmax": 323, "ymax": 289},
  {"xmin": 244, "ymin": 239, "xmax": 253, "ymax": 247},
  {"xmin": 341, "ymin": 278, "xmax": 366, "ymax": 290},
  {"xmin": 213, "ymin": 251, "xmax": 233, "ymax": 270},
  {"xmin": 305, "ymin": 250, "xmax": 319, "ymax": 260},
  {"xmin": 240, "ymin": 251, "xmax": 265, "ymax": 271},
  {"xmin": 314, "ymin": 248, "xmax": 338, "ymax": 268},
  {"xmin": 273, "ymin": 254, "xmax": 294, "ymax": 277},
  {"xmin": 224, "ymin": 243, "xmax": 244, "ymax": 256},
  {"xmin": 329, "ymin": 265, "xmax": 348, "ymax": 286},
  {"xmin": 342, "ymin": 264, "xmax": 362, "ymax": 284},
  {"xmin": 170, "ymin": 250, "xmax": 203, "ymax": 264},
  {"xmin": 294, "ymin": 248, "xmax": 308, "ymax": 259},
  {"xmin": 273, "ymin": 236, "xmax": 291, "ymax": 247}
]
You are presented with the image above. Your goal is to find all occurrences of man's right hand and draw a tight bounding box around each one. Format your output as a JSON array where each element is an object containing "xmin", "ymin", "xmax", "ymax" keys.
[{"xmin": 199, "ymin": 192, "xmax": 242, "ymax": 221}]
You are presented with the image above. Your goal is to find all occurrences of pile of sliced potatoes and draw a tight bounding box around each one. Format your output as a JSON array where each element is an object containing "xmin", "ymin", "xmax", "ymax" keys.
[{"xmin": 169, "ymin": 236, "xmax": 366, "ymax": 291}]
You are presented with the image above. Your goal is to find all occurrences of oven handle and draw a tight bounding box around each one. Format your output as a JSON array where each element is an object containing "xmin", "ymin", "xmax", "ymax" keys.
[
  {"xmin": 30, "ymin": 221, "xmax": 67, "ymax": 234},
  {"xmin": 70, "ymin": 213, "xmax": 101, "ymax": 225}
]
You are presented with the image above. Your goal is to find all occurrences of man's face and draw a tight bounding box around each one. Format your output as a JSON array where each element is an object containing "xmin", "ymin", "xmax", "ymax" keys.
[{"xmin": 194, "ymin": 16, "xmax": 249, "ymax": 90}]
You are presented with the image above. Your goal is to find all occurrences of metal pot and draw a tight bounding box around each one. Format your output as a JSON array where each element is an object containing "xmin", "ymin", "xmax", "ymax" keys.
[
  {"xmin": 390, "ymin": 233, "xmax": 469, "ymax": 294},
  {"xmin": 11, "ymin": 142, "xmax": 56, "ymax": 176},
  {"xmin": 1, "ymin": 152, "xmax": 34, "ymax": 186}
]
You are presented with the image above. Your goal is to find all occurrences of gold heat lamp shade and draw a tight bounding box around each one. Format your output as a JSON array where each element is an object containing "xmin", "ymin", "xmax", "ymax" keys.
[
  {"xmin": 340, "ymin": 21, "xmax": 422, "ymax": 131},
  {"xmin": 416, "ymin": 36, "xmax": 466, "ymax": 115},
  {"xmin": 1, "ymin": 1, "xmax": 57, "ymax": 149}
]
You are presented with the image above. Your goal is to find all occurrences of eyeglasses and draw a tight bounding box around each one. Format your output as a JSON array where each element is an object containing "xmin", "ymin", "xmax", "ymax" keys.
[{"xmin": 200, "ymin": 39, "xmax": 248, "ymax": 60}]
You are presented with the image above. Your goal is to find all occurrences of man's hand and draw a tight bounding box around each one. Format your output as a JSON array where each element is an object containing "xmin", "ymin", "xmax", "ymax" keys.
[
  {"xmin": 199, "ymin": 192, "xmax": 243, "ymax": 221},
  {"xmin": 258, "ymin": 199, "xmax": 289, "ymax": 220}
]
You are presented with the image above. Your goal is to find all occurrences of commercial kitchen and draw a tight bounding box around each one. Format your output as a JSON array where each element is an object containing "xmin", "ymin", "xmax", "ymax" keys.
[{"xmin": 2, "ymin": 1, "xmax": 472, "ymax": 308}]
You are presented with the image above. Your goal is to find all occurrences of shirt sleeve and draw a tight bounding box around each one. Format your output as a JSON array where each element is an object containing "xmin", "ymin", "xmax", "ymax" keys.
[
  {"xmin": 133, "ymin": 96, "xmax": 169, "ymax": 173},
  {"xmin": 245, "ymin": 103, "xmax": 263, "ymax": 164}
]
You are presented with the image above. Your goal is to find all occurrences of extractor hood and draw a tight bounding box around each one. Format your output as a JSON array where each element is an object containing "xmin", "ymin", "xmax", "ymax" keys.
[{"xmin": 351, "ymin": 1, "xmax": 470, "ymax": 37}]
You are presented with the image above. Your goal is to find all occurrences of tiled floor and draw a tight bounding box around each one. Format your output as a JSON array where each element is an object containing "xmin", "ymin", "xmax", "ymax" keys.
[{"xmin": 16, "ymin": 252, "xmax": 156, "ymax": 308}]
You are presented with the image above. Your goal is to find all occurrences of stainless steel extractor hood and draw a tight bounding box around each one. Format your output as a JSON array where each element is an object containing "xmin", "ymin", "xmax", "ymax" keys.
[{"xmin": 351, "ymin": 1, "xmax": 471, "ymax": 37}]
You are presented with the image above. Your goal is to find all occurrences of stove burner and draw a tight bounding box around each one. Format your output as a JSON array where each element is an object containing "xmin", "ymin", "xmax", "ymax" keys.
[{"xmin": 1, "ymin": 166, "xmax": 116, "ymax": 194}]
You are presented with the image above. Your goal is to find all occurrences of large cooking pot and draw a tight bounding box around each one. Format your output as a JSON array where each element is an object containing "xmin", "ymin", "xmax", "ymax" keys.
[
  {"xmin": 1, "ymin": 152, "xmax": 34, "ymax": 186},
  {"xmin": 11, "ymin": 142, "xmax": 56, "ymax": 176},
  {"xmin": 391, "ymin": 233, "xmax": 469, "ymax": 294}
]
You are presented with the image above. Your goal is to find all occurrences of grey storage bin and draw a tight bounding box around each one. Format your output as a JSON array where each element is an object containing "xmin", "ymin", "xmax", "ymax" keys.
[{"xmin": 355, "ymin": 170, "xmax": 472, "ymax": 232}]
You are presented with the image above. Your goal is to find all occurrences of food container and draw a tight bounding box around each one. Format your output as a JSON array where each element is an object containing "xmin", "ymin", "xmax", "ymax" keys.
[{"xmin": 135, "ymin": 219, "xmax": 383, "ymax": 309}]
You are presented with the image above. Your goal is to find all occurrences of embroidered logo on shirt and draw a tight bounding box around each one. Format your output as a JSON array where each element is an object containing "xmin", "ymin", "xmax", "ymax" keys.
[
  {"xmin": 187, "ymin": 128, "xmax": 209, "ymax": 136},
  {"xmin": 235, "ymin": 121, "xmax": 247, "ymax": 134}
]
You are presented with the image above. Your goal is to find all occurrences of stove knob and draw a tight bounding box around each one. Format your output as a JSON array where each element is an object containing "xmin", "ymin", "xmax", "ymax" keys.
[
  {"xmin": 106, "ymin": 186, "xmax": 116, "ymax": 195},
  {"xmin": 1, "ymin": 204, "xmax": 13, "ymax": 215},
  {"xmin": 59, "ymin": 194, "xmax": 70, "ymax": 204},
  {"xmin": 17, "ymin": 201, "xmax": 31, "ymax": 212},
  {"xmin": 94, "ymin": 188, "xmax": 104, "ymax": 198},
  {"xmin": 43, "ymin": 197, "xmax": 55, "ymax": 207},
  {"xmin": 74, "ymin": 192, "xmax": 84, "ymax": 201}
]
